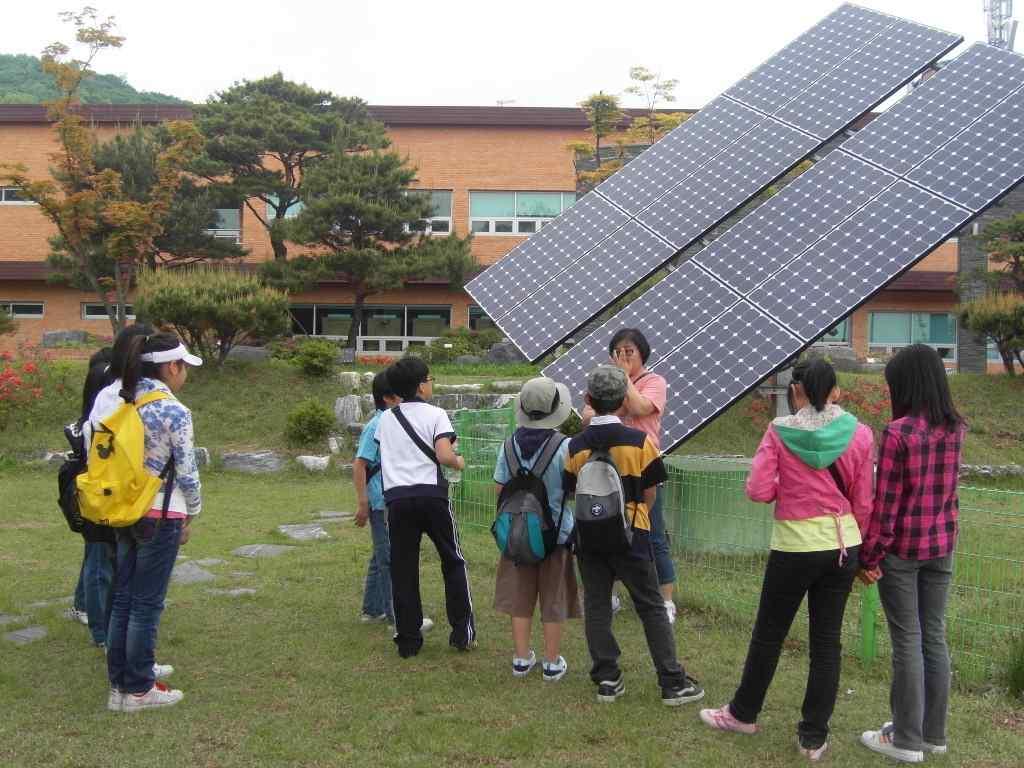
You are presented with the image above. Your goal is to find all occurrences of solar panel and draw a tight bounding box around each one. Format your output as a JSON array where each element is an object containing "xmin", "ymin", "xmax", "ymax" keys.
[
  {"xmin": 543, "ymin": 44, "xmax": 1024, "ymax": 453},
  {"xmin": 542, "ymin": 261, "xmax": 740, "ymax": 397},
  {"xmin": 467, "ymin": 6, "xmax": 960, "ymax": 362}
]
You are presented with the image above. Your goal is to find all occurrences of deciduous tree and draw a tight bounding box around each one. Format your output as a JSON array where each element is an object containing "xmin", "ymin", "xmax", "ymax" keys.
[{"xmin": 624, "ymin": 66, "xmax": 680, "ymax": 145}]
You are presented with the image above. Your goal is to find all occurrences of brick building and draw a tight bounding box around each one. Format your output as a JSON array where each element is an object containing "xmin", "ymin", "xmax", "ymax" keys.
[{"xmin": 0, "ymin": 103, "xmax": 982, "ymax": 369}]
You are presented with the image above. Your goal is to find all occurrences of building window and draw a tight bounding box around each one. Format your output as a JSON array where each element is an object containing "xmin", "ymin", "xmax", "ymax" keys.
[
  {"xmin": 204, "ymin": 208, "xmax": 241, "ymax": 243},
  {"xmin": 816, "ymin": 318, "xmax": 850, "ymax": 345},
  {"xmin": 407, "ymin": 307, "xmax": 451, "ymax": 337},
  {"xmin": 469, "ymin": 305, "xmax": 496, "ymax": 331},
  {"xmin": 869, "ymin": 312, "xmax": 957, "ymax": 360},
  {"xmin": 82, "ymin": 303, "xmax": 135, "ymax": 321},
  {"xmin": 0, "ymin": 301, "xmax": 44, "ymax": 318},
  {"xmin": 408, "ymin": 190, "xmax": 453, "ymax": 234},
  {"xmin": 470, "ymin": 191, "xmax": 576, "ymax": 235},
  {"xmin": 0, "ymin": 187, "xmax": 34, "ymax": 205},
  {"xmin": 266, "ymin": 194, "xmax": 304, "ymax": 220}
]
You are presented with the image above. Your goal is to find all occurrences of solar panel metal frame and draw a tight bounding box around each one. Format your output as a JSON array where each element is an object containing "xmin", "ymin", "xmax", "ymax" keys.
[
  {"xmin": 543, "ymin": 43, "xmax": 1024, "ymax": 453},
  {"xmin": 467, "ymin": 6, "xmax": 961, "ymax": 362}
]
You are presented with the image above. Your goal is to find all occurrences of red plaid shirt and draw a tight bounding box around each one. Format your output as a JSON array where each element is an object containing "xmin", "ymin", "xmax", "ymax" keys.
[{"xmin": 860, "ymin": 415, "xmax": 964, "ymax": 570}]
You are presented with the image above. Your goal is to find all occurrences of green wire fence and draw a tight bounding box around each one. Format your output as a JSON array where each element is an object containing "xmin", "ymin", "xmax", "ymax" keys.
[{"xmin": 450, "ymin": 407, "xmax": 1024, "ymax": 685}]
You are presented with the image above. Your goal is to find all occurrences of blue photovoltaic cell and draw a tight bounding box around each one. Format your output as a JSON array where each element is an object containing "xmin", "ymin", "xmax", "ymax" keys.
[
  {"xmin": 774, "ymin": 18, "xmax": 961, "ymax": 140},
  {"xmin": 748, "ymin": 179, "xmax": 971, "ymax": 341},
  {"xmin": 595, "ymin": 97, "xmax": 763, "ymax": 216},
  {"xmin": 694, "ymin": 152, "xmax": 897, "ymax": 295},
  {"xmin": 636, "ymin": 118, "xmax": 819, "ymax": 249},
  {"xmin": 652, "ymin": 301, "xmax": 803, "ymax": 450},
  {"xmin": 907, "ymin": 83, "xmax": 1024, "ymax": 212},
  {"xmin": 496, "ymin": 220, "xmax": 676, "ymax": 361},
  {"xmin": 468, "ymin": 7, "xmax": 960, "ymax": 360},
  {"xmin": 464, "ymin": 192, "xmax": 628, "ymax": 320},
  {"xmin": 843, "ymin": 44, "xmax": 1024, "ymax": 176},
  {"xmin": 725, "ymin": 4, "xmax": 894, "ymax": 115},
  {"xmin": 541, "ymin": 261, "xmax": 739, "ymax": 406}
]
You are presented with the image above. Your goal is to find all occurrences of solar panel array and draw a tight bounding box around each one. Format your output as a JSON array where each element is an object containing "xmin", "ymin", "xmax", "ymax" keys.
[
  {"xmin": 544, "ymin": 43, "xmax": 1024, "ymax": 452},
  {"xmin": 466, "ymin": 4, "xmax": 961, "ymax": 361}
]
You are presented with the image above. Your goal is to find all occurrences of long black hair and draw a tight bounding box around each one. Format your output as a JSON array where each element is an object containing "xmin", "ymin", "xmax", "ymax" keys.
[
  {"xmin": 789, "ymin": 358, "xmax": 837, "ymax": 412},
  {"xmin": 81, "ymin": 347, "xmax": 112, "ymax": 421},
  {"xmin": 884, "ymin": 344, "xmax": 963, "ymax": 430},
  {"xmin": 107, "ymin": 322, "xmax": 156, "ymax": 386},
  {"xmin": 121, "ymin": 332, "xmax": 182, "ymax": 402}
]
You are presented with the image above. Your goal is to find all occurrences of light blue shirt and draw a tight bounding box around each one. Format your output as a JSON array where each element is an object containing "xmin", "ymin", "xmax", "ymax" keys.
[
  {"xmin": 493, "ymin": 434, "xmax": 573, "ymax": 546},
  {"xmin": 357, "ymin": 411, "xmax": 385, "ymax": 510}
]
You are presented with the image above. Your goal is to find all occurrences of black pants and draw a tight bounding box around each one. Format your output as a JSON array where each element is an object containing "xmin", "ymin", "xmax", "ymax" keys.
[
  {"xmin": 730, "ymin": 546, "xmax": 859, "ymax": 748},
  {"xmin": 577, "ymin": 546, "xmax": 686, "ymax": 689},
  {"xmin": 387, "ymin": 496, "xmax": 475, "ymax": 656}
]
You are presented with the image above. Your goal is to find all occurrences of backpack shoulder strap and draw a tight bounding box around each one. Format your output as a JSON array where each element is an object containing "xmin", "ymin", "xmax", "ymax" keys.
[
  {"xmin": 826, "ymin": 462, "xmax": 850, "ymax": 502},
  {"xmin": 503, "ymin": 436, "xmax": 521, "ymax": 475},
  {"xmin": 530, "ymin": 433, "xmax": 566, "ymax": 479},
  {"xmin": 391, "ymin": 405, "xmax": 439, "ymax": 465},
  {"xmin": 134, "ymin": 390, "xmax": 171, "ymax": 409}
]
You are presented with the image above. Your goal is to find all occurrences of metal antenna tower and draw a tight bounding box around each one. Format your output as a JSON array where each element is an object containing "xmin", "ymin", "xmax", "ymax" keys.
[{"xmin": 985, "ymin": 0, "xmax": 1018, "ymax": 49}]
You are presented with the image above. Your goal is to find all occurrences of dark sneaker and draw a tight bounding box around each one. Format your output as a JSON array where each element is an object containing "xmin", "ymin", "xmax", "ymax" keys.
[
  {"xmin": 597, "ymin": 673, "xmax": 625, "ymax": 703},
  {"xmin": 662, "ymin": 676, "xmax": 705, "ymax": 706}
]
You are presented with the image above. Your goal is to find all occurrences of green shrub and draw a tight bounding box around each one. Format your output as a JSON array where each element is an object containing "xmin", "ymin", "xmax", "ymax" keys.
[
  {"xmin": 285, "ymin": 398, "xmax": 335, "ymax": 446},
  {"xmin": 293, "ymin": 339, "xmax": 338, "ymax": 378},
  {"xmin": 267, "ymin": 338, "xmax": 300, "ymax": 362},
  {"xmin": 410, "ymin": 327, "xmax": 503, "ymax": 364}
]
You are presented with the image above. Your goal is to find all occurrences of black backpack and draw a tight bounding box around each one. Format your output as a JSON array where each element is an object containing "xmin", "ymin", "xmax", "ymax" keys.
[
  {"xmin": 57, "ymin": 420, "xmax": 114, "ymax": 543},
  {"xmin": 491, "ymin": 433, "xmax": 567, "ymax": 566}
]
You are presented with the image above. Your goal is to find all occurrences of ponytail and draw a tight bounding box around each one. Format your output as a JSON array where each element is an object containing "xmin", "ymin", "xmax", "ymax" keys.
[
  {"xmin": 120, "ymin": 331, "xmax": 180, "ymax": 402},
  {"xmin": 790, "ymin": 358, "xmax": 837, "ymax": 412}
]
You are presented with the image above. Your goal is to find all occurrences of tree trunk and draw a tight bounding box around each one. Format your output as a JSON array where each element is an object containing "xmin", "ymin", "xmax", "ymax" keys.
[
  {"xmin": 998, "ymin": 342, "xmax": 1017, "ymax": 376},
  {"xmin": 270, "ymin": 216, "xmax": 288, "ymax": 262},
  {"xmin": 347, "ymin": 291, "xmax": 365, "ymax": 350},
  {"xmin": 595, "ymin": 135, "xmax": 602, "ymax": 169}
]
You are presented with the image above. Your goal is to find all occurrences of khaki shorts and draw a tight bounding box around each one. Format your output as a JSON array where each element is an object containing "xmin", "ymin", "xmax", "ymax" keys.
[{"xmin": 493, "ymin": 546, "xmax": 582, "ymax": 623}]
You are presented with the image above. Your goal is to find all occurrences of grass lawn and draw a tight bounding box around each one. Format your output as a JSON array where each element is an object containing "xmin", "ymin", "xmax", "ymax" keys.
[{"xmin": 1, "ymin": 467, "xmax": 1022, "ymax": 767}]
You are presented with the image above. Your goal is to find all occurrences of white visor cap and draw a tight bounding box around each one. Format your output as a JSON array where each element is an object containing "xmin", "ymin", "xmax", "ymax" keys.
[{"xmin": 140, "ymin": 343, "xmax": 203, "ymax": 367}]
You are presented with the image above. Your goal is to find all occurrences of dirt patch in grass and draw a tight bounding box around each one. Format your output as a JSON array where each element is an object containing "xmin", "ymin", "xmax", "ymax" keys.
[{"xmin": 994, "ymin": 709, "xmax": 1024, "ymax": 735}]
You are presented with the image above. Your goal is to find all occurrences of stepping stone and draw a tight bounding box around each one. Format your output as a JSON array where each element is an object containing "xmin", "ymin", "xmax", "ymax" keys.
[
  {"xmin": 5, "ymin": 626, "xmax": 47, "ymax": 645},
  {"xmin": 25, "ymin": 596, "xmax": 73, "ymax": 609},
  {"xmin": 277, "ymin": 523, "xmax": 330, "ymax": 541},
  {"xmin": 222, "ymin": 451, "xmax": 285, "ymax": 474},
  {"xmin": 232, "ymin": 544, "xmax": 296, "ymax": 558},
  {"xmin": 206, "ymin": 588, "xmax": 257, "ymax": 598},
  {"xmin": 194, "ymin": 558, "xmax": 226, "ymax": 567},
  {"xmin": 296, "ymin": 455, "xmax": 330, "ymax": 472},
  {"xmin": 170, "ymin": 561, "xmax": 216, "ymax": 585},
  {"xmin": 0, "ymin": 613, "xmax": 28, "ymax": 626},
  {"xmin": 230, "ymin": 571, "xmax": 256, "ymax": 578}
]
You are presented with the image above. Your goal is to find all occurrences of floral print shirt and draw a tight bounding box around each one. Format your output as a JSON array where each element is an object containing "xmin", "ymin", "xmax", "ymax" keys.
[{"xmin": 135, "ymin": 377, "xmax": 202, "ymax": 516}]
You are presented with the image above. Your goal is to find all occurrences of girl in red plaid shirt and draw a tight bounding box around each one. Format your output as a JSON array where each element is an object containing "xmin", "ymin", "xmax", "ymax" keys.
[{"xmin": 859, "ymin": 344, "xmax": 965, "ymax": 764}]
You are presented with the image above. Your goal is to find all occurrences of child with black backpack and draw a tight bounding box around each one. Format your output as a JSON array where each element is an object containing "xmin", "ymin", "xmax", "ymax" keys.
[
  {"xmin": 564, "ymin": 365, "xmax": 703, "ymax": 706},
  {"xmin": 492, "ymin": 377, "xmax": 581, "ymax": 682},
  {"xmin": 375, "ymin": 357, "xmax": 473, "ymax": 658}
]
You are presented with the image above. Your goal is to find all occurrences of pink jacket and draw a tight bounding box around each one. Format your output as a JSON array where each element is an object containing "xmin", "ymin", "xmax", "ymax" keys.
[{"xmin": 746, "ymin": 407, "xmax": 875, "ymax": 532}]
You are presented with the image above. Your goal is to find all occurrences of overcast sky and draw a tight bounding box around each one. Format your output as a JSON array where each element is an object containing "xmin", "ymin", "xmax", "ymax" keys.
[{"xmin": 0, "ymin": 1, "xmax": 1009, "ymax": 108}]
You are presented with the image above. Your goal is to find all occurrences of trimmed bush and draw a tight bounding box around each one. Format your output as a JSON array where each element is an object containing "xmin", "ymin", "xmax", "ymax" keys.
[
  {"xmin": 285, "ymin": 398, "xmax": 334, "ymax": 447},
  {"xmin": 293, "ymin": 339, "xmax": 338, "ymax": 378}
]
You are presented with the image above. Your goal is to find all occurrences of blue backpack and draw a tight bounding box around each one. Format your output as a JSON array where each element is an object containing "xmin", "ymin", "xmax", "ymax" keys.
[{"xmin": 492, "ymin": 433, "xmax": 567, "ymax": 566}]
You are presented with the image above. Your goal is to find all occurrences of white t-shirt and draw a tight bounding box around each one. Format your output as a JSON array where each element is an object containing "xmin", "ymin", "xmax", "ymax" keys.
[{"xmin": 374, "ymin": 399, "xmax": 456, "ymax": 503}]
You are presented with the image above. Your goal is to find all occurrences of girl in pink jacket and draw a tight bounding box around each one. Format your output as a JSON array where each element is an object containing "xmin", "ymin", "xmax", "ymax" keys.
[{"xmin": 699, "ymin": 358, "xmax": 874, "ymax": 762}]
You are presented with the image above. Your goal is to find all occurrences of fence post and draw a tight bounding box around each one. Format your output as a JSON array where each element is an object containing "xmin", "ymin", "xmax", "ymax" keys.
[{"xmin": 860, "ymin": 583, "xmax": 880, "ymax": 666}]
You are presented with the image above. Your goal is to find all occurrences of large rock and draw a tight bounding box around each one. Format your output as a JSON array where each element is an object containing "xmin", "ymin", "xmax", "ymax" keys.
[
  {"xmin": 490, "ymin": 380, "xmax": 526, "ymax": 393},
  {"xmin": 436, "ymin": 383, "xmax": 484, "ymax": 393},
  {"xmin": 277, "ymin": 523, "xmax": 330, "ymax": 541},
  {"xmin": 360, "ymin": 394, "xmax": 375, "ymax": 417},
  {"xmin": 804, "ymin": 345, "xmax": 884, "ymax": 374},
  {"xmin": 346, "ymin": 422, "xmax": 365, "ymax": 437},
  {"xmin": 431, "ymin": 394, "xmax": 462, "ymax": 411},
  {"xmin": 226, "ymin": 345, "xmax": 269, "ymax": 362},
  {"xmin": 170, "ymin": 561, "xmax": 216, "ymax": 585},
  {"xmin": 486, "ymin": 341, "xmax": 527, "ymax": 364},
  {"xmin": 232, "ymin": 544, "xmax": 296, "ymax": 558},
  {"xmin": 335, "ymin": 394, "xmax": 363, "ymax": 426},
  {"xmin": 296, "ymin": 455, "xmax": 330, "ymax": 472},
  {"xmin": 221, "ymin": 451, "xmax": 285, "ymax": 473},
  {"xmin": 361, "ymin": 371, "xmax": 375, "ymax": 389},
  {"xmin": 327, "ymin": 437, "xmax": 341, "ymax": 455},
  {"xmin": 41, "ymin": 330, "xmax": 88, "ymax": 348},
  {"xmin": 338, "ymin": 371, "xmax": 361, "ymax": 391}
]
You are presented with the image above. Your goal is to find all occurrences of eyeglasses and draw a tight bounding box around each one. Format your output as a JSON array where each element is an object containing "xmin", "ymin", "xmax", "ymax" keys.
[
  {"xmin": 424, "ymin": 376, "xmax": 434, "ymax": 383},
  {"xmin": 613, "ymin": 347, "xmax": 638, "ymax": 357}
]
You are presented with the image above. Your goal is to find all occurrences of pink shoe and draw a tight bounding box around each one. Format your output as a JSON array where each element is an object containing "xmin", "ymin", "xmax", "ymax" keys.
[{"xmin": 699, "ymin": 704, "xmax": 758, "ymax": 734}]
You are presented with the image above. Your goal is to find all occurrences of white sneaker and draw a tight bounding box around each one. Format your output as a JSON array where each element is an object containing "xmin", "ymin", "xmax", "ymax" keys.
[
  {"xmin": 542, "ymin": 656, "xmax": 568, "ymax": 682},
  {"xmin": 860, "ymin": 724, "xmax": 923, "ymax": 763},
  {"xmin": 880, "ymin": 722, "xmax": 947, "ymax": 755},
  {"xmin": 359, "ymin": 612, "xmax": 388, "ymax": 623},
  {"xmin": 388, "ymin": 617, "xmax": 435, "ymax": 634},
  {"xmin": 512, "ymin": 650, "xmax": 537, "ymax": 678},
  {"xmin": 122, "ymin": 682, "xmax": 184, "ymax": 712},
  {"xmin": 106, "ymin": 688, "xmax": 123, "ymax": 712},
  {"xmin": 64, "ymin": 607, "xmax": 89, "ymax": 626},
  {"xmin": 664, "ymin": 600, "xmax": 677, "ymax": 625},
  {"xmin": 153, "ymin": 662, "xmax": 173, "ymax": 680},
  {"xmin": 798, "ymin": 737, "xmax": 828, "ymax": 762},
  {"xmin": 611, "ymin": 593, "xmax": 622, "ymax": 614}
]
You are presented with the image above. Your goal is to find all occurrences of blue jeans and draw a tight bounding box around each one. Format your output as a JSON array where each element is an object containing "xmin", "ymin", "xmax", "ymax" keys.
[
  {"xmin": 361, "ymin": 508, "xmax": 394, "ymax": 622},
  {"xmin": 106, "ymin": 518, "xmax": 182, "ymax": 694},
  {"xmin": 649, "ymin": 486, "xmax": 676, "ymax": 586},
  {"xmin": 73, "ymin": 541, "xmax": 116, "ymax": 645}
]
